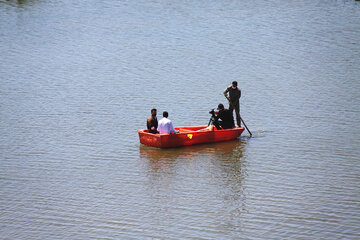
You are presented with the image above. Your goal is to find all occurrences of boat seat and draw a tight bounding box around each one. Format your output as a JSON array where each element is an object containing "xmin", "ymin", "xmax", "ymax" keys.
[{"xmin": 178, "ymin": 128, "xmax": 193, "ymax": 133}]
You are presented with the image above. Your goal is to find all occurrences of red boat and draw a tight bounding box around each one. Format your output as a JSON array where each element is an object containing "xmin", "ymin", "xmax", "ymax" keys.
[{"xmin": 138, "ymin": 125, "xmax": 245, "ymax": 148}]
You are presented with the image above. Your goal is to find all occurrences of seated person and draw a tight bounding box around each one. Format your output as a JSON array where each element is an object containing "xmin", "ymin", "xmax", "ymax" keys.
[
  {"xmin": 200, "ymin": 104, "xmax": 235, "ymax": 131},
  {"xmin": 147, "ymin": 108, "xmax": 158, "ymax": 134},
  {"xmin": 213, "ymin": 103, "xmax": 235, "ymax": 130},
  {"xmin": 157, "ymin": 111, "xmax": 179, "ymax": 134}
]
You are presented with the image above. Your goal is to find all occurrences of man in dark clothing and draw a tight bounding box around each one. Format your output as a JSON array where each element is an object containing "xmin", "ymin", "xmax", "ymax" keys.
[
  {"xmin": 147, "ymin": 108, "xmax": 158, "ymax": 134},
  {"xmin": 213, "ymin": 104, "xmax": 235, "ymax": 130},
  {"xmin": 223, "ymin": 81, "xmax": 241, "ymax": 127}
]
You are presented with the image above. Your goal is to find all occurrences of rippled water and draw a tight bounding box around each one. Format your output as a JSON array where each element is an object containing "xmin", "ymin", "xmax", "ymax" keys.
[{"xmin": 1, "ymin": 0, "xmax": 360, "ymax": 239}]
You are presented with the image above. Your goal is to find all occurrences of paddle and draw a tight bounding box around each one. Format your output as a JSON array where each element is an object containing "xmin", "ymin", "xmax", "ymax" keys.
[{"xmin": 226, "ymin": 97, "xmax": 252, "ymax": 137}]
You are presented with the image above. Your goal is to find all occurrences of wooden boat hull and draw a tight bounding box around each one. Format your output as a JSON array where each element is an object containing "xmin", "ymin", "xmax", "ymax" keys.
[{"xmin": 138, "ymin": 125, "xmax": 245, "ymax": 148}]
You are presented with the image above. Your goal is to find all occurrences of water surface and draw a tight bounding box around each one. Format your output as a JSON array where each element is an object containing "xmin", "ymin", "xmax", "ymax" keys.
[{"xmin": 1, "ymin": 0, "xmax": 360, "ymax": 239}]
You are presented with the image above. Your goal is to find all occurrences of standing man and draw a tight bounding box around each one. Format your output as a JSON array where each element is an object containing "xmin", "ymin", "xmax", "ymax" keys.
[
  {"xmin": 147, "ymin": 108, "xmax": 158, "ymax": 134},
  {"xmin": 223, "ymin": 81, "xmax": 241, "ymax": 127},
  {"xmin": 157, "ymin": 111, "xmax": 179, "ymax": 134}
]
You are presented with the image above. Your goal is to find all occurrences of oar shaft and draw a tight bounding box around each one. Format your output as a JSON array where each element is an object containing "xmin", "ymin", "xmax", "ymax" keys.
[{"xmin": 240, "ymin": 116, "xmax": 252, "ymax": 137}]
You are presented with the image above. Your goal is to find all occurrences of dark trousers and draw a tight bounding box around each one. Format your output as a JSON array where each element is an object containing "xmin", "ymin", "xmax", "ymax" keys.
[
  {"xmin": 148, "ymin": 129, "xmax": 158, "ymax": 134},
  {"xmin": 229, "ymin": 102, "xmax": 241, "ymax": 127},
  {"xmin": 213, "ymin": 120, "xmax": 233, "ymax": 130}
]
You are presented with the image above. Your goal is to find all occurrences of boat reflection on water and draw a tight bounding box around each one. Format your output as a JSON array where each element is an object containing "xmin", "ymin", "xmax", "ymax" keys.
[
  {"xmin": 139, "ymin": 138, "xmax": 248, "ymax": 162},
  {"xmin": 139, "ymin": 139, "xmax": 248, "ymax": 178},
  {"xmin": 139, "ymin": 139, "xmax": 250, "ymax": 223}
]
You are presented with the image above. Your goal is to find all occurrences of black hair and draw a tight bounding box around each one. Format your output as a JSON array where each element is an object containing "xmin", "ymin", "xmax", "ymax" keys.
[
  {"xmin": 151, "ymin": 108, "xmax": 157, "ymax": 112},
  {"xmin": 232, "ymin": 81, "xmax": 238, "ymax": 86},
  {"xmin": 163, "ymin": 111, "xmax": 168, "ymax": 118}
]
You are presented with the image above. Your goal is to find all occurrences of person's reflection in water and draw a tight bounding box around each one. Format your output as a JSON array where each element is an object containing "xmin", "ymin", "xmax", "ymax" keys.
[{"xmin": 212, "ymin": 140, "xmax": 248, "ymax": 228}]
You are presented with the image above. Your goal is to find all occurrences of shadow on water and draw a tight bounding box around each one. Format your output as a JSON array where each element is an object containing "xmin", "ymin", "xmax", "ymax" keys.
[
  {"xmin": 209, "ymin": 140, "xmax": 250, "ymax": 223},
  {"xmin": 139, "ymin": 139, "xmax": 249, "ymax": 179},
  {"xmin": 2, "ymin": 0, "xmax": 37, "ymax": 7},
  {"xmin": 139, "ymin": 139, "xmax": 250, "ymax": 228},
  {"xmin": 139, "ymin": 139, "xmax": 248, "ymax": 163},
  {"xmin": 16, "ymin": 0, "xmax": 30, "ymax": 4}
]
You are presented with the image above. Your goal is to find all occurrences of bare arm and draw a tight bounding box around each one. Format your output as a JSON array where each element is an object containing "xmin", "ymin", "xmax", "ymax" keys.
[{"xmin": 169, "ymin": 121, "xmax": 178, "ymax": 134}]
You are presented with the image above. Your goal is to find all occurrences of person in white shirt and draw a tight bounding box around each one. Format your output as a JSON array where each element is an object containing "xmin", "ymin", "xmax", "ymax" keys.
[{"xmin": 157, "ymin": 111, "xmax": 179, "ymax": 134}]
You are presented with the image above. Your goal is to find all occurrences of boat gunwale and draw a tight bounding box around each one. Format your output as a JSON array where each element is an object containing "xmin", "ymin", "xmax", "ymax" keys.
[
  {"xmin": 138, "ymin": 125, "xmax": 245, "ymax": 148},
  {"xmin": 137, "ymin": 125, "xmax": 244, "ymax": 136}
]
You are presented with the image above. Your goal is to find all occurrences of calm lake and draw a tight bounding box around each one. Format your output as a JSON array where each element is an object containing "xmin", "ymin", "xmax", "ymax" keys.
[{"xmin": 1, "ymin": 0, "xmax": 360, "ymax": 239}]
